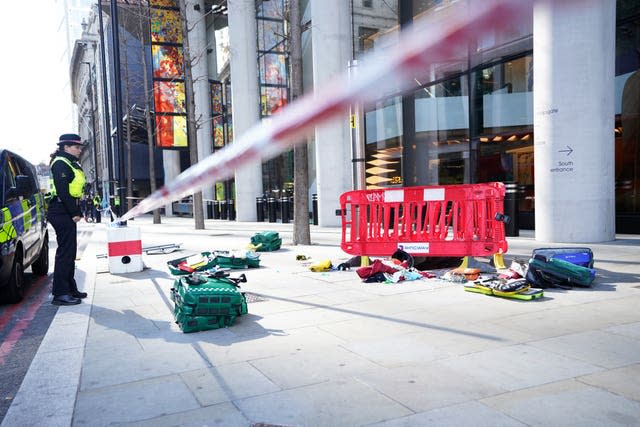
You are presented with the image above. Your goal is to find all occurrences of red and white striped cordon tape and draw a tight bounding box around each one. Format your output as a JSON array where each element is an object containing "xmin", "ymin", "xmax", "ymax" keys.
[{"xmin": 120, "ymin": 0, "xmax": 538, "ymax": 222}]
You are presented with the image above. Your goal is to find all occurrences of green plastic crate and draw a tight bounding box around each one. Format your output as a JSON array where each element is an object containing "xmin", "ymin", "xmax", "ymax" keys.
[
  {"xmin": 250, "ymin": 231, "xmax": 282, "ymax": 252},
  {"xmin": 167, "ymin": 252, "xmax": 217, "ymax": 276},
  {"xmin": 171, "ymin": 274, "xmax": 248, "ymax": 333}
]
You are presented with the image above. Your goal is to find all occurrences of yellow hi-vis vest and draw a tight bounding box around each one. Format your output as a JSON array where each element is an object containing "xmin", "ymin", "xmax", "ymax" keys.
[
  {"xmin": 49, "ymin": 156, "xmax": 86, "ymax": 198},
  {"xmin": 0, "ymin": 207, "xmax": 17, "ymax": 243}
]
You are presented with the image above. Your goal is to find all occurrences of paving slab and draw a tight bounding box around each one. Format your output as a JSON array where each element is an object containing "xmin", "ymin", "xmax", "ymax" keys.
[
  {"xmin": 4, "ymin": 217, "xmax": 640, "ymax": 427},
  {"xmin": 480, "ymin": 379, "xmax": 640, "ymax": 427},
  {"xmin": 578, "ymin": 363, "xmax": 640, "ymax": 401},
  {"xmin": 179, "ymin": 363, "xmax": 280, "ymax": 406},
  {"xmin": 250, "ymin": 345, "xmax": 382, "ymax": 389},
  {"xmin": 235, "ymin": 378, "xmax": 413, "ymax": 427},
  {"xmin": 367, "ymin": 401, "xmax": 527, "ymax": 427},
  {"xmin": 120, "ymin": 402, "xmax": 250, "ymax": 427},
  {"xmin": 73, "ymin": 375, "xmax": 201, "ymax": 426},
  {"xmin": 356, "ymin": 362, "xmax": 504, "ymax": 412},
  {"xmin": 528, "ymin": 329, "xmax": 640, "ymax": 369}
]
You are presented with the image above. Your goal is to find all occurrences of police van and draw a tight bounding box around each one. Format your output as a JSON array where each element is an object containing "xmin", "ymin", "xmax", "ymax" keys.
[{"xmin": 0, "ymin": 149, "xmax": 49, "ymax": 303}]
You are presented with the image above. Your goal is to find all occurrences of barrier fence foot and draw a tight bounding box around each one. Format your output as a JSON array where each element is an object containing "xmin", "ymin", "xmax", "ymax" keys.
[
  {"xmin": 360, "ymin": 256, "xmax": 370, "ymax": 267},
  {"xmin": 458, "ymin": 256, "xmax": 470, "ymax": 269},
  {"xmin": 493, "ymin": 253, "xmax": 507, "ymax": 270},
  {"xmin": 458, "ymin": 256, "xmax": 498, "ymax": 273}
]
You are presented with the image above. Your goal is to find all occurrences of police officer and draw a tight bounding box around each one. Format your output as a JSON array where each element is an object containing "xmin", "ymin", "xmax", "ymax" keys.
[{"xmin": 47, "ymin": 134, "xmax": 88, "ymax": 305}]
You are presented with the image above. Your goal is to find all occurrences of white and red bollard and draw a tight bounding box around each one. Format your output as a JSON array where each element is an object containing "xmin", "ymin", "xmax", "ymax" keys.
[{"xmin": 107, "ymin": 223, "xmax": 144, "ymax": 273}]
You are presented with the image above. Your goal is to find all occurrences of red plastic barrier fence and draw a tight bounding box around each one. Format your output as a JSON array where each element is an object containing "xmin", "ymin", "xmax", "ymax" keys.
[{"xmin": 340, "ymin": 182, "xmax": 508, "ymax": 257}]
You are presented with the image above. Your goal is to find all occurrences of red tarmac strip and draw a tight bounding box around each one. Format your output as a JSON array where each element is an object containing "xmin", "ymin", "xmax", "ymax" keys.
[{"xmin": 0, "ymin": 276, "xmax": 50, "ymax": 366}]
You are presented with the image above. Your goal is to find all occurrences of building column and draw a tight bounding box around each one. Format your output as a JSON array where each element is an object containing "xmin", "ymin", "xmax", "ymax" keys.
[
  {"xmin": 186, "ymin": 0, "xmax": 214, "ymax": 213},
  {"xmin": 205, "ymin": 15, "xmax": 219, "ymax": 80},
  {"xmin": 533, "ymin": 0, "xmax": 615, "ymax": 242},
  {"xmin": 310, "ymin": 0, "xmax": 352, "ymax": 226},
  {"xmin": 163, "ymin": 151, "xmax": 181, "ymax": 215},
  {"xmin": 228, "ymin": 0, "xmax": 262, "ymax": 221}
]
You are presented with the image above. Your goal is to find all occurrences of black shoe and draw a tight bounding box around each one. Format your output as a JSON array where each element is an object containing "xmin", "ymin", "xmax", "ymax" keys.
[
  {"xmin": 52, "ymin": 294, "xmax": 82, "ymax": 306},
  {"xmin": 70, "ymin": 290, "xmax": 88, "ymax": 299}
]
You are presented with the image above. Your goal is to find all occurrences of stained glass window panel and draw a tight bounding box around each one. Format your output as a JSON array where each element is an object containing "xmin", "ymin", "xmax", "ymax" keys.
[
  {"xmin": 258, "ymin": 20, "xmax": 285, "ymax": 52},
  {"xmin": 260, "ymin": 87, "xmax": 288, "ymax": 116},
  {"xmin": 211, "ymin": 82, "xmax": 223, "ymax": 115},
  {"xmin": 155, "ymin": 115, "xmax": 187, "ymax": 148},
  {"xmin": 259, "ymin": 53, "xmax": 287, "ymax": 85},
  {"xmin": 152, "ymin": 45, "xmax": 183, "ymax": 79},
  {"xmin": 225, "ymin": 84, "xmax": 232, "ymax": 115},
  {"xmin": 226, "ymin": 120, "xmax": 233, "ymax": 144},
  {"xmin": 213, "ymin": 116, "xmax": 224, "ymax": 147},
  {"xmin": 150, "ymin": 8, "xmax": 182, "ymax": 43},
  {"xmin": 257, "ymin": 0, "xmax": 284, "ymax": 19},
  {"xmin": 150, "ymin": 0, "xmax": 176, "ymax": 7},
  {"xmin": 153, "ymin": 81, "xmax": 186, "ymax": 113}
]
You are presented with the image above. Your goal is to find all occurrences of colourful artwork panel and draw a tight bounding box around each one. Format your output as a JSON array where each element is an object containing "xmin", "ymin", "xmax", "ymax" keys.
[
  {"xmin": 257, "ymin": 0, "xmax": 284, "ymax": 19},
  {"xmin": 150, "ymin": 0, "xmax": 177, "ymax": 7},
  {"xmin": 154, "ymin": 81, "xmax": 186, "ymax": 113},
  {"xmin": 261, "ymin": 86, "xmax": 288, "ymax": 116},
  {"xmin": 260, "ymin": 53, "xmax": 287, "ymax": 85},
  {"xmin": 150, "ymin": 8, "xmax": 182, "ymax": 44},
  {"xmin": 213, "ymin": 116, "xmax": 224, "ymax": 148},
  {"xmin": 211, "ymin": 82, "xmax": 223, "ymax": 115},
  {"xmin": 152, "ymin": 45, "xmax": 183, "ymax": 79},
  {"xmin": 156, "ymin": 115, "xmax": 187, "ymax": 148},
  {"xmin": 258, "ymin": 20, "xmax": 285, "ymax": 52},
  {"xmin": 225, "ymin": 84, "xmax": 232, "ymax": 114},
  {"xmin": 226, "ymin": 119, "xmax": 233, "ymax": 144}
]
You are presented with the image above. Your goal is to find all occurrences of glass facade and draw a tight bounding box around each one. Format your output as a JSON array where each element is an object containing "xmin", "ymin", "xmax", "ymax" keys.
[
  {"xmin": 355, "ymin": 0, "xmax": 640, "ymax": 232},
  {"xmin": 256, "ymin": 0, "xmax": 293, "ymax": 200},
  {"xmin": 616, "ymin": 2, "xmax": 640, "ymax": 232}
]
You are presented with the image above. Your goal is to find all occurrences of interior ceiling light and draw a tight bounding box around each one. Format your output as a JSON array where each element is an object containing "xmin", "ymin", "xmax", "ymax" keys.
[
  {"xmin": 367, "ymin": 159, "xmax": 398, "ymax": 166},
  {"xmin": 372, "ymin": 153, "xmax": 391, "ymax": 159},
  {"xmin": 366, "ymin": 166, "xmax": 395, "ymax": 175},
  {"xmin": 520, "ymin": 134, "xmax": 531, "ymax": 141},
  {"xmin": 366, "ymin": 175, "xmax": 392, "ymax": 185},
  {"xmin": 507, "ymin": 135, "xmax": 517, "ymax": 141},
  {"xmin": 493, "ymin": 136, "xmax": 503, "ymax": 142},
  {"xmin": 480, "ymin": 137, "xmax": 489, "ymax": 142}
]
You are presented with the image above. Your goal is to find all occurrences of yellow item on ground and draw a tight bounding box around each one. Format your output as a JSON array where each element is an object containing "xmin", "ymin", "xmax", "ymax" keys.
[{"xmin": 309, "ymin": 259, "xmax": 332, "ymax": 272}]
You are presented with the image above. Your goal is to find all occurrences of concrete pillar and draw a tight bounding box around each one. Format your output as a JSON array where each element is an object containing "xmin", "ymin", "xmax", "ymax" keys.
[
  {"xmin": 310, "ymin": 0, "xmax": 352, "ymax": 226},
  {"xmin": 186, "ymin": 0, "xmax": 214, "ymax": 212},
  {"xmin": 205, "ymin": 15, "xmax": 218, "ymax": 80},
  {"xmin": 228, "ymin": 0, "xmax": 262, "ymax": 221},
  {"xmin": 163, "ymin": 150, "xmax": 181, "ymax": 215},
  {"xmin": 533, "ymin": 0, "xmax": 615, "ymax": 242}
]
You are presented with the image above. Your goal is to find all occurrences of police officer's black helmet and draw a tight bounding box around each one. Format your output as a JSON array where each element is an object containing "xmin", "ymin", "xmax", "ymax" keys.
[{"xmin": 58, "ymin": 134, "xmax": 85, "ymax": 147}]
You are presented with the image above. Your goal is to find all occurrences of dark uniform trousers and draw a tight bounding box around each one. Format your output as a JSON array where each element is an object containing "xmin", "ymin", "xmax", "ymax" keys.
[{"xmin": 48, "ymin": 212, "xmax": 78, "ymax": 296}]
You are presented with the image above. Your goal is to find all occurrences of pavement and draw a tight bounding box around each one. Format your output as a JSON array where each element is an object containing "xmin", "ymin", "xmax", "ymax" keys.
[{"xmin": 2, "ymin": 215, "xmax": 640, "ymax": 427}]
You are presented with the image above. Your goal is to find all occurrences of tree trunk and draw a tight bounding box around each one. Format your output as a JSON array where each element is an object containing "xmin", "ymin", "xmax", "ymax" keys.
[
  {"xmin": 289, "ymin": 0, "xmax": 311, "ymax": 245},
  {"xmin": 179, "ymin": 0, "xmax": 205, "ymax": 230},
  {"xmin": 137, "ymin": 0, "xmax": 161, "ymax": 224}
]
